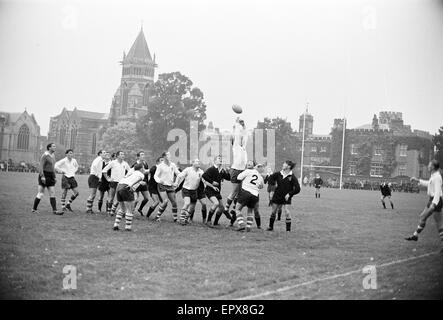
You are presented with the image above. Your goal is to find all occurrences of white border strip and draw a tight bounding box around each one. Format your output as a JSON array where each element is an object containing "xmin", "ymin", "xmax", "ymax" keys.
[{"xmin": 236, "ymin": 251, "xmax": 439, "ymax": 300}]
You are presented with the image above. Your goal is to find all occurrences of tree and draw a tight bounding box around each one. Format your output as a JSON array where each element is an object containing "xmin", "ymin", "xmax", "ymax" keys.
[
  {"xmin": 433, "ymin": 126, "xmax": 443, "ymax": 165},
  {"xmin": 256, "ymin": 117, "xmax": 297, "ymax": 170},
  {"xmin": 101, "ymin": 121, "xmax": 140, "ymax": 164},
  {"xmin": 137, "ymin": 72, "xmax": 207, "ymax": 162}
]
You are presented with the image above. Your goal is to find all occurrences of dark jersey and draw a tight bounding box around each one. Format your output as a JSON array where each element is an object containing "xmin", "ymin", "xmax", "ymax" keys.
[
  {"xmin": 313, "ymin": 178, "xmax": 323, "ymax": 188},
  {"xmin": 148, "ymin": 165, "xmax": 158, "ymax": 190},
  {"xmin": 380, "ymin": 184, "xmax": 391, "ymax": 196},
  {"xmin": 131, "ymin": 160, "xmax": 149, "ymax": 181},
  {"xmin": 268, "ymin": 171, "xmax": 301, "ymax": 203},
  {"xmin": 202, "ymin": 166, "xmax": 230, "ymax": 191}
]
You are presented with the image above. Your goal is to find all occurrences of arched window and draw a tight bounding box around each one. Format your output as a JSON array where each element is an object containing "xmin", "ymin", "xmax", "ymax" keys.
[
  {"xmin": 70, "ymin": 127, "xmax": 77, "ymax": 149},
  {"xmin": 91, "ymin": 133, "xmax": 97, "ymax": 154},
  {"xmin": 59, "ymin": 126, "xmax": 66, "ymax": 145},
  {"xmin": 17, "ymin": 124, "xmax": 30, "ymax": 150}
]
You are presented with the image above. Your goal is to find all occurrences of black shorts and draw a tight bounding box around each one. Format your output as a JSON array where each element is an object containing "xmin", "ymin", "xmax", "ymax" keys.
[
  {"xmin": 271, "ymin": 195, "xmax": 292, "ymax": 205},
  {"xmin": 148, "ymin": 184, "xmax": 159, "ymax": 195},
  {"xmin": 427, "ymin": 197, "xmax": 443, "ymax": 213},
  {"xmin": 38, "ymin": 171, "xmax": 56, "ymax": 187},
  {"xmin": 237, "ymin": 189, "xmax": 259, "ymax": 209},
  {"xmin": 135, "ymin": 182, "xmax": 148, "ymax": 193},
  {"xmin": 230, "ymin": 168, "xmax": 244, "ymax": 184},
  {"xmin": 197, "ymin": 186, "xmax": 205, "ymax": 200},
  {"xmin": 381, "ymin": 192, "xmax": 391, "ymax": 197},
  {"xmin": 205, "ymin": 187, "xmax": 222, "ymax": 200},
  {"xmin": 158, "ymin": 184, "xmax": 175, "ymax": 194},
  {"xmin": 267, "ymin": 184, "xmax": 276, "ymax": 193},
  {"xmin": 315, "ymin": 185, "xmax": 321, "ymax": 189},
  {"xmin": 98, "ymin": 178, "xmax": 110, "ymax": 192},
  {"xmin": 116, "ymin": 184, "xmax": 135, "ymax": 202},
  {"xmin": 182, "ymin": 188, "xmax": 198, "ymax": 203},
  {"xmin": 88, "ymin": 175, "xmax": 100, "ymax": 189},
  {"xmin": 61, "ymin": 176, "xmax": 78, "ymax": 189},
  {"xmin": 109, "ymin": 181, "xmax": 119, "ymax": 189}
]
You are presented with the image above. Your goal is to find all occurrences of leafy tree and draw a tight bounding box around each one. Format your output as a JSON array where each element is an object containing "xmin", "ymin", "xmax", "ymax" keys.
[
  {"xmin": 433, "ymin": 126, "xmax": 443, "ymax": 165},
  {"xmin": 100, "ymin": 121, "xmax": 140, "ymax": 164},
  {"xmin": 256, "ymin": 117, "xmax": 297, "ymax": 170},
  {"xmin": 137, "ymin": 72, "xmax": 207, "ymax": 162}
]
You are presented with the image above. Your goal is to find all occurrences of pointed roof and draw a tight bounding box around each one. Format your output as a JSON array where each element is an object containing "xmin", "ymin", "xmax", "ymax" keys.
[{"xmin": 125, "ymin": 28, "xmax": 152, "ymax": 63}]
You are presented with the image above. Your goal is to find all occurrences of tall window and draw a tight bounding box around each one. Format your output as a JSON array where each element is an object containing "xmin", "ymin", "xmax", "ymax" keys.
[
  {"xmin": 399, "ymin": 144, "xmax": 407, "ymax": 157},
  {"xmin": 320, "ymin": 146, "xmax": 327, "ymax": 153},
  {"xmin": 311, "ymin": 146, "xmax": 317, "ymax": 153},
  {"xmin": 370, "ymin": 162, "xmax": 383, "ymax": 177},
  {"xmin": 397, "ymin": 164, "xmax": 407, "ymax": 176},
  {"xmin": 143, "ymin": 83, "xmax": 150, "ymax": 106},
  {"xmin": 91, "ymin": 133, "xmax": 97, "ymax": 155},
  {"xmin": 59, "ymin": 126, "xmax": 66, "ymax": 145},
  {"xmin": 374, "ymin": 145, "xmax": 383, "ymax": 156},
  {"xmin": 69, "ymin": 127, "xmax": 77, "ymax": 149},
  {"xmin": 17, "ymin": 124, "xmax": 30, "ymax": 150},
  {"xmin": 122, "ymin": 82, "xmax": 128, "ymax": 114},
  {"xmin": 351, "ymin": 144, "xmax": 358, "ymax": 155},
  {"xmin": 349, "ymin": 164, "xmax": 356, "ymax": 176}
]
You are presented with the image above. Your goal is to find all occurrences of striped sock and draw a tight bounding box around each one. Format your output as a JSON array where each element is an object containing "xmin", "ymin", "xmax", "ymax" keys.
[
  {"xmin": 224, "ymin": 198, "xmax": 233, "ymax": 212},
  {"xmin": 86, "ymin": 198, "xmax": 93, "ymax": 211},
  {"xmin": 236, "ymin": 212, "xmax": 245, "ymax": 228},
  {"xmin": 156, "ymin": 204, "xmax": 167, "ymax": 219},
  {"xmin": 61, "ymin": 196, "xmax": 66, "ymax": 208},
  {"xmin": 172, "ymin": 208, "xmax": 178, "ymax": 221},
  {"xmin": 180, "ymin": 209, "xmax": 189, "ymax": 224},
  {"xmin": 438, "ymin": 227, "xmax": 443, "ymax": 243},
  {"xmin": 246, "ymin": 216, "xmax": 253, "ymax": 230},
  {"xmin": 125, "ymin": 211, "xmax": 134, "ymax": 230},
  {"xmin": 114, "ymin": 209, "xmax": 124, "ymax": 228},
  {"xmin": 67, "ymin": 193, "xmax": 78, "ymax": 205},
  {"xmin": 413, "ymin": 222, "xmax": 426, "ymax": 236},
  {"xmin": 111, "ymin": 202, "xmax": 118, "ymax": 215}
]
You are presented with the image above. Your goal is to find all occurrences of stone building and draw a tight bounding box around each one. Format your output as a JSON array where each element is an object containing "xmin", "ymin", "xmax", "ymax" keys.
[
  {"xmin": 48, "ymin": 27, "xmax": 156, "ymax": 168},
  {"xmin": 0, "ymin": 110, "xmax": 42, "ymax": 165}
]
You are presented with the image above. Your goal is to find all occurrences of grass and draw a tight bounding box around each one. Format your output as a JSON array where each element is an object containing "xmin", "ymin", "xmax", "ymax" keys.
[{"xmin": 0, "ymin": 172, "xmax": 442, "ymax": 300}]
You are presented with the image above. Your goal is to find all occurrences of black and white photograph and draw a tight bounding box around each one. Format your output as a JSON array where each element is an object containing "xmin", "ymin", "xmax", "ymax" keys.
[{"xmin": 0, "ymin": 0, "xmax": 442, "ymax": 304}]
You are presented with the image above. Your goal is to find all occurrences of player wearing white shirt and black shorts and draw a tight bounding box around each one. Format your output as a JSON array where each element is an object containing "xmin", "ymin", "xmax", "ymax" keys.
[
  {"xmin": 54, "ymin": 149, "xmax": 79, "ymax": 212},
  {"xmin": 174, "ymin": 159, "xmax": 204, "ymax": 225},
  {"xmin": 406, "ymin": 160, "xmax": 443, "ymax": 251},
  {"xmin": 86, "ymin": 150, "xmax": 106, "ymax": 213},
  {"xmin": 102, "ymin": 151, "xmax": 131, "ymax": 216},
  {"xmin": 154, "ymin": 151, "xmax": 181, "ymax": 222},
  {"xmin": 234, "ymin": 161, "xmax": 264, "ymax": 232},
  {"xmin": 113, "ymin": 163, "xmax": 146, "ymax": 231}
]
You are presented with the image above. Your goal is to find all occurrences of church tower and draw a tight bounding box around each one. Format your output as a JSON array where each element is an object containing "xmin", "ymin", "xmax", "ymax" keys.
[{"xmin": 109, "ymin": 27, "xmax": 157, "ymax": 125}]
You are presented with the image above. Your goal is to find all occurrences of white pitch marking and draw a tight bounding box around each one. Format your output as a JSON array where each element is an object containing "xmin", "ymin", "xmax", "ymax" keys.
[{"xmin": 236, "ymin": 251, "xmax": 439, "ymax": 300}]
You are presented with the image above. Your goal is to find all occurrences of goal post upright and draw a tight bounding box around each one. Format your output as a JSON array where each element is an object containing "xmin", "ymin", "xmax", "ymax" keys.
[{"xmin": 339, "ymin": 117, "xmax": 346, "ymax": 190}]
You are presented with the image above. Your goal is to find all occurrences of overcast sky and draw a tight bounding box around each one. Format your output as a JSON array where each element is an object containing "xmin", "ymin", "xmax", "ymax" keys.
[{"xmin": 0, "ymin": 0, "xmax": 442, "ymax": 136}]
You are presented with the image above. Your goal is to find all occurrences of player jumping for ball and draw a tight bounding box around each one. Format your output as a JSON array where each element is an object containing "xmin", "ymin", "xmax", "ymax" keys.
[
  {"xmin": 405, "ymin": 160, "xmax": 443, "ymax": 251},
  {"xmin": 223, "ymin": 117, "xmax": 248, "ymax": 220}
]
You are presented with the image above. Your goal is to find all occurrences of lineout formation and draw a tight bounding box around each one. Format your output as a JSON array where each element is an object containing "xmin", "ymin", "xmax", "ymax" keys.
[{"xmin": 30, "ymin": 114, "xmax": 443, "ymax": 250}]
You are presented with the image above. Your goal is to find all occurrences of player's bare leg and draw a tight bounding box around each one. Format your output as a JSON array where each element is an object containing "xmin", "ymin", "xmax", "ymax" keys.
[
  {"xmin": 180, "ymin": 197, "xmax": 191, "ymax": 225},
  {"xmin": 137, "ymin": 191, "xmax": 150, "ymax": 216},
  {"xmin": 146, "ymin": 193, "xmax": 160, "ymax": 218},
  {"xmin": 254, "ymin": 202, "xmax": 261, "ymax": 229},
  {"xmin": 32, "ymin": 185, "xmax": 46, "ymax": 214},
  {"xmin": 267, "ymin": 203, "xmax": 281, "ymax": 231}
]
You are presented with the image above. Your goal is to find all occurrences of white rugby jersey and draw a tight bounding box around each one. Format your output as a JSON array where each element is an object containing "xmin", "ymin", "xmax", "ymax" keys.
[
  {"xmin": 55, "ymin": 157, "xmax": 78, "ymax": 178},
  {"xmin": 90, "ymin": 156, "xmax": 104, "ymax": 179},
  {"xmin": 231, "ymin": 122, "xmax": 248, "ymax": 170},
  {"xmin": 154, "ymin": 161, "xmax": 181, "ymax": 186},
  {"xmin": 102, "ymin": 159, "xmax": 130, "ymax": 182},
  {"xmin": 419, "ymin": 171, "xmax": 443, "ymax": 206},
  {"xmin": 237, "ymin": 168, "xmax": 264, "ymax": 196},
  {"xmin": 176, "ymin": 166, "xmax": 203, "ymax": 190},
  {"xmin": 119, "ymin": 170, "xmax": 145, "ymax": 188}
]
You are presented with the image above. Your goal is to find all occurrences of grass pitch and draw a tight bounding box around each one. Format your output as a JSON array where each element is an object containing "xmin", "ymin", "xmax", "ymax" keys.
[{"xmin": 0, "ymin": 172, "xmax": 442, "ymax": 299}]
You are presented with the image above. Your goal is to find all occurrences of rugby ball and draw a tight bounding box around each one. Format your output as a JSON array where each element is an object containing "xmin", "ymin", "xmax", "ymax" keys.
[{"xmin": 232, "ymin": 104, "xmax": 243, "ymax": 114}]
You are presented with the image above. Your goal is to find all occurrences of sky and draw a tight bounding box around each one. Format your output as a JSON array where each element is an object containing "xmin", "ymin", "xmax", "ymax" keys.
[{"xmin": 0, "ymin": 0, "xmax": 442, "ymax": 136}]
